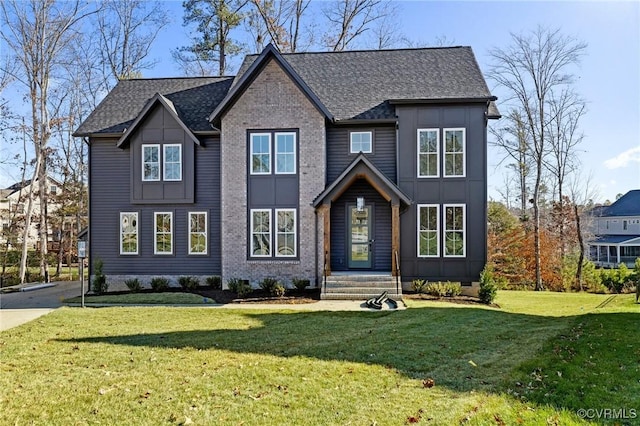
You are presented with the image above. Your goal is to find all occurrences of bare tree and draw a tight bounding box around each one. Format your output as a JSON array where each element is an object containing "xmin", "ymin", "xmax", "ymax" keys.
[
  {"xmin": 545, "ymin": 88, "xmax": 586, "ymax": 259},
  {"xmin": 0, "ymin": 0, "xmax": 97, "ymax": 283},
  {"xmin": 175, "ymin": 0, "xmax": 248, "ymax": 76},
  {"xmin": 490, "ymin": 108, "xmax": 533, "ymax": 222},
  {"xmin": 248, "ymin": 0, "xmax": 312, "ymax": 53},
  {"xmin": 568, "ymin": 172, "xmax": 598, "ymax": 291},
  {"xmin": 321, "ymin": 0, "xmax": 389, "ymax": 51},
  {"xmin": 96, "ymin": 0, "xmax": 170, "ymax": 84},
  {"xmin": 489, "ymin": 27, "xmax": 587, "ymax": 291}
]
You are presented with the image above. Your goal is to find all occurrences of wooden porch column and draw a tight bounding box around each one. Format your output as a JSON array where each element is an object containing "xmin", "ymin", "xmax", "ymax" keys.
[
  {"xmin": 391, "ymin": 203, "xmax": 400, "ymax": 277},
  {"xmin": 321, "ymin": 203, "xmax": 331, "ymax": 276}
]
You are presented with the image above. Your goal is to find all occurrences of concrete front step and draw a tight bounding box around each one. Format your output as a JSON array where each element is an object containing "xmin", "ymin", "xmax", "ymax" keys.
[
  {"xmin": 321, "ymin": 292, "xmax": 402, "ymax": 301},
  {"xmin": 321, "ymin": 273, "xmax": 402, "ymax": 300}
]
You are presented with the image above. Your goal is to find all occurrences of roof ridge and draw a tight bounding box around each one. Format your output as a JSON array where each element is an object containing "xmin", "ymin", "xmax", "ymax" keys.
[
  {"xmin": 121, "ymin": 76, "xmax": 234, "ymax": 81},
  {"xmin": 244, "ymin": 45, "xmax": 471, "ymax": 58}
]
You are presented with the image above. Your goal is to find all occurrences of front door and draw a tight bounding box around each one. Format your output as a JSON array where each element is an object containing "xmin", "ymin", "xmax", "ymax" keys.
[{"xmin": 348, "ymin": 205, "xmax": 372, "ymax": 268}]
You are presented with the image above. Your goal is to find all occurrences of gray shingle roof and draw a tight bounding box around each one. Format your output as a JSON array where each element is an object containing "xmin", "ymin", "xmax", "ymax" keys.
[
  {"xmin": 76, "ymin": 46, "xmax": 498, "ymax": 135},
  {"xmin": 235, "ymin": 46, "xmax": 496, "ymax": 121},
  {"xmin": 74, "ymin": 77, "xmax": 233, "ymax": 135},
  {"xmin": 599, "ymin": 190, "xmax": 640, "ymax": 217}
]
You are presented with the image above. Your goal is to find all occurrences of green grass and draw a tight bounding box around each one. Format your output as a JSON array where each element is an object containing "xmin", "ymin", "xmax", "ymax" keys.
[
  {"xmin": 64, "ymin": 292, "xmax": 215, "ymax": 305},
  {"xmin": 0, "ymin": 291, "xmax": 638, "ymax": 425}
]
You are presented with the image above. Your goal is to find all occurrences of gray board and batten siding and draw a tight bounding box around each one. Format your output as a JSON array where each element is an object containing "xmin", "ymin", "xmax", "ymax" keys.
[
  {"xmin": 89, "ymin": 132, "xmax": 222, "ymax": 277},
  {"xmin": 397, "ymin": 103, "xmax": 488, "ymax": 284}
]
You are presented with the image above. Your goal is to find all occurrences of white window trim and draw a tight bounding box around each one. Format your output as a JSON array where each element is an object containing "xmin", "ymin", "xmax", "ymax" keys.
[
  {"xmin": 163, "ymin": 144, "xmax": 182, "ymax": 181},
  {"xmin": 443, "ymin": 204, "xmax": 466, "ymax": 257},
  {"xmin": 250, "ymin": 209, "xmax": 272, "ymax": 257},
  {"xmin": 119, "ymin": 212, "xmax": 138, "ymax": 255},
  {"xmin": 154, "ymin": 212, "xmax": 173, "ymax": 255},
  {"xmin": 188, "ymin": 211, "xmax": 208, "ymax": 255},
  {"xmin": 250, "ymin": 133, "xmax": 272, "ymax": 175},
  {"xmin": 443, "ymin": 128, "xmax": 466, "ymax": 178},
  {"xmin": 275, "ymin": 208, "xmax": 297, "ymax": 257},
  {"xmin": 274, "ymin": 132, "xmax": 297, "ymax": 175},
  {"xmin": 417, "ymin": 204, "xmax": 439, "ymax": 258},
  {"xmin": 417, "ymin": 128, "xmax": 440, "ymax": 178},
  {"xmin": 142, "ymin": 144, "xmax": 160, "ymax": 182},
  {"xmin": 350, "ymin": 131, "xmax": 373, "ymax": 154}
]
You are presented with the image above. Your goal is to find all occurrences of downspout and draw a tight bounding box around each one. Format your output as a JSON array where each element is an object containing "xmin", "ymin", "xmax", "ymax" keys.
[{"xmin": 314, "ymin": 208, "xmax": 318, "ymax": 287}]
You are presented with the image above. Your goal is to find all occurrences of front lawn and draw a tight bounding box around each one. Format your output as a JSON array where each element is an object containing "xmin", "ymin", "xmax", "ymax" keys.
[{"xmin": 0, "ymin": 292, "xmax": 637, "ymax": 425}]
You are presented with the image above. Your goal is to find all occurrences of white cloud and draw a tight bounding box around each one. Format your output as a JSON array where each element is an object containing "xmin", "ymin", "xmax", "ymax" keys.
[{"xmin": 604, "ymin": 146, "xmax": 640, "ymax": 169}]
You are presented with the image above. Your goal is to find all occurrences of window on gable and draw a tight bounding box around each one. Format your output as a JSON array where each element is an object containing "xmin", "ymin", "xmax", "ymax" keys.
[
  {"xmin": 275, "ymin": 132, "xmax": 296, "ymax": 174},
  {"xmin": 276, "ymin": 209, "xmax": 296, "ymax": 257},
  {"xmin": 251, "ymin": 133, "xmax": 271, "ymax": 174},
  {"xmin": 444, "ymin": 129, "xmax": 465, "ymax": 177},
  {"xmin": 142, "ymin": 144, "xmax": 160, "ymax": 181},
  {"xmin": 50, "ymin": 185, "xmax": 58, "ymax": 195},
  {"xmin": 417, "ymin": 204, "xmax": 439, "ymax": 257},
  {"xmin": 163, "ymin": 144, "xmax": 182, "ymax": 181},
  {"xmin": 417, "ymin": 129, "xmax": 439, "ymax": 177},
  {"xmin": 251, "ymin": 209, "xmax": 271, "ymax": 256},
  {"xmin": 189, "ymin": 212, "xmax": 207, "ymax": 255},
  {"xmin": 120, "ymin": 212, "xmax": 138, "ymax": 255},
  {"xmin": 444, "ymin": 204, "xmax": 465, "ymax": 257},
  {"xmin": 154, "ymin": 212, "xmax": 173, "ymax": 255},
  {"xmin": 350, "ymin": 131, "xmax": 372, "ymax": 153}
]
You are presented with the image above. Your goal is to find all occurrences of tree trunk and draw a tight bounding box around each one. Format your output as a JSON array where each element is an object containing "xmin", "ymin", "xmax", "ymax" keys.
[{"xmin": 574, "ymin": 204, "xmax": 585, "ymax": 291}]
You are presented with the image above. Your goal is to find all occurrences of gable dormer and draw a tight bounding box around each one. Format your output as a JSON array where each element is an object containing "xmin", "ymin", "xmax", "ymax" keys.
[{"xmin": 118, "ymin": 93, "xmax": 199, "ymax": 204}]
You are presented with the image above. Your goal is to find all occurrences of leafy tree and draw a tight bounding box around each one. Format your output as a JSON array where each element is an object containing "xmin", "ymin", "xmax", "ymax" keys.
[{"xmin": 175, "ymin": 0, "xmax": 248, "ymax": 76}]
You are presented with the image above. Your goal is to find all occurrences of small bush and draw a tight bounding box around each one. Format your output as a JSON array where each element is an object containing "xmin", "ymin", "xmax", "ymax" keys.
[
  {"xmin": 227, "ymin": 278, "xmax": 252, "ymax": 298},
  {"xmin": 424, "ymin": 281, "xmax": 461, "ymax": 297},
  {"xmin": 411, "ymin": 279, "xmax": 428, "ymax": 294},
  {"xmin": 259, "ymin": 277, "xmax": 279, "ymax": 294},
  {"xmin": 178, "ymin": 276, "xmax": 199, "ymax": 290},
  {"xmin": 124, "ymin": 278, "xmax": 142, "ymax": 293},
  {"xmin": 272, "ymin": 283, "xmax": 286, "ymax": 297},
  {"xmin": 92, "ymin": 259, "xmax": 108, "ymax": 294},
  {"xmin": 206, "ymin": 275, "xmax": 222, "ymax": 289},
  {"xmin": 292, "ymin": 278, "xmax": 310, "ymax": 291},
  {"xmin": 150, "ymin": 277, "xmax": 169, "ymax": 291},
  {"xmin": 479, "ymin": 265, "xmax": 498, "ymax": 304}
]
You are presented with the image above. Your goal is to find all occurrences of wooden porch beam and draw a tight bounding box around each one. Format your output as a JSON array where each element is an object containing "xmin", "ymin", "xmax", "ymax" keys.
[
  {"xmin": 321, "ymin": 204, "xmax": 331, "ymax": 276},
  {"xmin": 391, "ymin": 203, "xmax": 400, "ymax": 277}
]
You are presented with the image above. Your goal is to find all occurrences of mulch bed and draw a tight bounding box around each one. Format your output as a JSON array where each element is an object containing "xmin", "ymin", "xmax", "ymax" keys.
[
  {"xmin": 403, "ymin": 293, "xmax": 499, "ymax": 307},
  {"xmin": 196, "ymin": 287, "xmax": 321, "ymax": 304}
]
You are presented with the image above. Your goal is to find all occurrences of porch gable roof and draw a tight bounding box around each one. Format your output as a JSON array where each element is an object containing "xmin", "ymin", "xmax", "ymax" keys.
[{"xmin": 312, "ymin": 154, "xmax": 412, "ymax": 207}]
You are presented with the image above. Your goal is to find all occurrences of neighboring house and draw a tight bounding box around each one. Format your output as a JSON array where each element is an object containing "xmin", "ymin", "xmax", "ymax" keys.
[
  {"xmin": 74, "ymin": 44, "xmax": 500, "ymax": 298},
  {"xmin": 588, "ymin": 190, "xmax": 640, "ymax": 268},
  {"xmin": 0, "ymin": 176, "xmax": 62, "ymax": 250}
]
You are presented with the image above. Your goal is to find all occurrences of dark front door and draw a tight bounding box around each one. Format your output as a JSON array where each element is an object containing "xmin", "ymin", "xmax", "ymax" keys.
[{"xmin": 348, "ymin": 205, "xmax": 373, "ymax": 268}]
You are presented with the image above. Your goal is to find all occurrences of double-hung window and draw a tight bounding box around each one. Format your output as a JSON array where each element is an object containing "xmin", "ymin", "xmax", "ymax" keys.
[
  {"xmin": 417, "ymin": 129, "xmax": 439, "ymax": 177},
  {"xmin": 276, "ymin": 209, "xmax": 296, "ymax": 257},
  {"xmin": 251, "ymin": 133, "xmax": 271, "ymax": 174},
  {"xmin": 163, "ymin": 144, "xmax": 182, "ymax": 181},
  {"xmin": 417, "ymin": 204, "xmax": 439, "ymax": 257},
  {"xmin": 275, "ymin": 132, "xmax": 296, "ymax": 174},
  {"xmin": 251, "ymin": 209, "xmax": 271, "ymax": 256},
  {"xmin": 444, "ymin": 128, "xmax": 465, "ymax": 177},
  {"xmin": 350, "ymin": 131, "xmax": 372, "ymax": 153},
  {"xmin": 189, "ymin": 212, "xmax": 207, "ymax": 255},
  {"xmin": 444, "ymin": 204, "xmax": 465, "ymax": 257},
  {"xmin": 120, "ymin": 212, "xmax": 138, "ymax": 255},
  {"xmin": 154, "ymin": 212, "xmax": 173, "ymax": 255},
  {"xmin": 142, "ymin": 144, "xmax": 160, "ymax": 181}
]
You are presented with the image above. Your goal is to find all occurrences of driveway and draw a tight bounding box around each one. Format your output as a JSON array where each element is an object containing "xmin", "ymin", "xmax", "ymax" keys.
[{"xmin": 0, "ymin": 280, "xmax": 84, "ymax": 331}]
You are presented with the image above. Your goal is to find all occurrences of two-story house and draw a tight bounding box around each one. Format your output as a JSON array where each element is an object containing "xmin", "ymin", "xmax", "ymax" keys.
[
  {"xmin": 588, "ymin": 190, "xmax": 640, "ymax": 268},
  {"xmin": 74, "ymin": 44, "xmax": 500, "ymax": 298}
]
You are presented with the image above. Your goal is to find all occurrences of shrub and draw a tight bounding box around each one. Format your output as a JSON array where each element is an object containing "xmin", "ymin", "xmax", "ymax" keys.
[
  {"xmin": 259, "ymin": 277, "xmax": 279, "ymax": 294},
  {"xmin": 206, "ymin": 275, "xmax": 222, "ymax": 289},
  {"xmin": 227, "ymin": 278, "xmax": 252, "ymax": 298},
  {"xmin": 150, "ymin": 277, "xmax": 169, "ymax": 291},
  {"xmin": 424, "ymin": 281, "xmax": 461, "ymax": 297},
  {"xmin": 272, "ymin": 283, "xmax": 286, "ymax": 297},
  {"xmin": 124, "ymin": 278, "xmax": 142, "ymax": 293},
  {"xmin": 479, "ymin": 265, "xmax": 498, "ymax": 304},
  {"xmin": 178, "ymin": 276, "xmax": 199, "ymax": 290},
  {"xmin": 411, "ymin": 279, "xmax": 428, "ymax": 294},
  {"xmin": 292, "ymin": 278, "xmax": 310, "ymax": 291},
  {"xmin": 91, "ymin": 259, "xmax": 108, "ymax": 294}
]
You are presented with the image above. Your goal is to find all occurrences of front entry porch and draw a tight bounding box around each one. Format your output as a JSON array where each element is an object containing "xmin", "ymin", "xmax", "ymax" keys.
[{"xmin": 321, "ymin": 271, "xmax": 402, "ymax": 300}]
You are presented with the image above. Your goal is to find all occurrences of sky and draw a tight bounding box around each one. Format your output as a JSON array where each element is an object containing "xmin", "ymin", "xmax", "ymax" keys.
[{"xmin": 1, "ymin": 0, "xmax": 639, "ymax": 204}]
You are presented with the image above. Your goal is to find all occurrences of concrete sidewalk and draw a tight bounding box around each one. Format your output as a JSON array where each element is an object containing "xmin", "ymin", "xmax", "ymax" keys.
[{"xmin": 0, "ymin": 309, "xmax": 55, "ymax": 331}]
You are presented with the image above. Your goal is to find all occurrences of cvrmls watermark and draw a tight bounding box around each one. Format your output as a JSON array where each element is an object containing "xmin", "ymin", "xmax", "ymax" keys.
[{"xmin": 576, "ymin": 408, "xmax": 636, "ymax": 420}]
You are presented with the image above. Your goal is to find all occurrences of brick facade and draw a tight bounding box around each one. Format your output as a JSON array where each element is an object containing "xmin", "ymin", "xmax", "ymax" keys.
[{"xmin": 220, "ymin": 59, "xmax": 326, "ymax": 287}]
